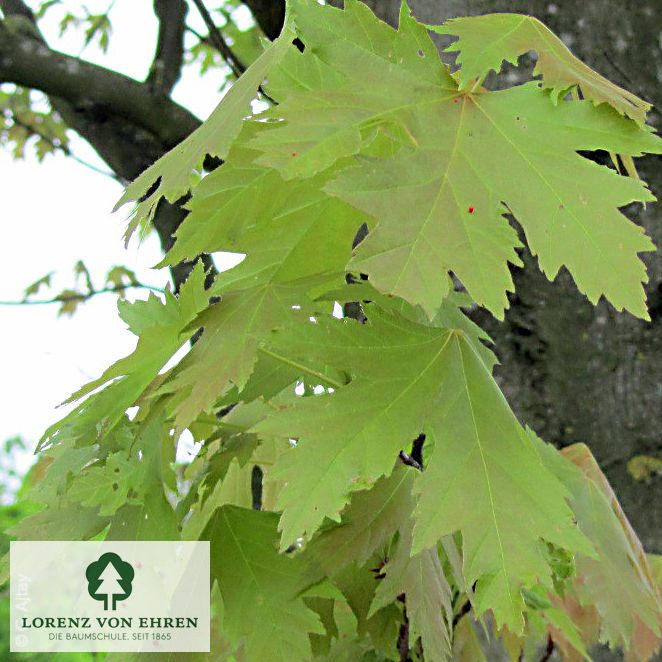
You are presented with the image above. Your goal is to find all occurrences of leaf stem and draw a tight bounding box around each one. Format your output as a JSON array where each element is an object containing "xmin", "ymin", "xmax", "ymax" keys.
[
  {"xmin": 258, "ymin": 346, "xmax": 345, "ymax": 390},
  {"xmin": 195, "ymin": 415, "xmax": 249, "ymax": 431},
  {"xmin": 470, "ymin": 74, "xmax": 487, "ymax": 92},
  {"xmin": 0, "ymin": 283, "xmax": 165, "ymax": 306}
]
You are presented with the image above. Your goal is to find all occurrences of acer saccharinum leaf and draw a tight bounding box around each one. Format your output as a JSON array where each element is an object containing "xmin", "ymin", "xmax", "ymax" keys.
[
  {"xmin": 250, "ymin": 0, "xmax": 662, "ymax": 319},
  {"xmin": 13, "ymin": 0, "xmax": 662, "ymax": 660},
  {"xmin": 115, "ymin": 19, "xmax": 296, "ymax": 241},
  {"xmin": 202, "ymin": 505, "xmax": 324, "ymax": 661},
  {"xmin": 256, "ymin": 306, "xmax": 591, "ymax": 630}
]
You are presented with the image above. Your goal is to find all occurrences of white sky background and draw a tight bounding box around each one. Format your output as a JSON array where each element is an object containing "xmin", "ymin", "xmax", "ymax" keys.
[{"xmin": 0, "ymin": 1, "xmax": 250, "ymax": 483}]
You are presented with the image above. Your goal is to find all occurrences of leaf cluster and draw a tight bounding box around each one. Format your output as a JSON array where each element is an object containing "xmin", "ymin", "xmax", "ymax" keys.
[{"xmin": 9, "ymin": 1, "xmax": 662, "ymax": 660}]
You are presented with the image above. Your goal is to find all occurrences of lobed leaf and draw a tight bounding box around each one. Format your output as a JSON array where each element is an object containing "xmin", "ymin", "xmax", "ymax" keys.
[
  {"xmin": 202, "ymin": 505, "xmax": 323, "ymax": 661},
  {"xmin": 114, "ymin": 21, "xmax": 295, "ymax": 241},
  {"xmin": 431, "ymin": 13, "xmax": 652, "ymax": 124}
]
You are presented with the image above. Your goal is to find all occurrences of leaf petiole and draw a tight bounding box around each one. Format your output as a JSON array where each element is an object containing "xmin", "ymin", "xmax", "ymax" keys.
[{"xmin": 257, "ymin": 346, "xmax": 345, "ymax": 390}]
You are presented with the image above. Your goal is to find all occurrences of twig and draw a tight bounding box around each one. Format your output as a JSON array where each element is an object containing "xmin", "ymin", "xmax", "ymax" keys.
[
  {"xmin": 398, "ymin": 450, "xmax": 422, "ymax": 471},
  {"xmin": 190, "ymin": 0, "xmax": 246, "ymax": 78},
  {"xmin": 411, "ymin": 432, "xmax": 425, "ymax": 467},
  {"xmin": 8, "ymin": 113, "xmax": 122, "ymax": 181},
  {"xmin": 186, "ymin": 10, "xmax": 277, "ymax": 105},
  {"xmin": 538, "ymin": 634, "xmax": 555, "ymax": 662},
  {"xmin": 452, "ymin": 599, "xmax": 472, "ymax": 627},
  {"xmin": 0, "ymin": 283, "xmax": 165, "ymax": 306},
  {"xmin": 600, "ymin": 48, "xmax": 635, "ymax": 88},
  {"xmin": 396, "ymin": 593, "xmax": 410, "ymax": 662},
  {"xmin": 398, "ymin": 433, "xmax": 426, "ymax": 471}
]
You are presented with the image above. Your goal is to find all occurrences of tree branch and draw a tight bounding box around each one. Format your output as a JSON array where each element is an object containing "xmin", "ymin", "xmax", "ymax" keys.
[
  {"xmin": 147, "ymin": 0, "xmax": 188, "ymax": 97},
  {"xmin": 452, "ymin": 599, "xmax": 472, "ymax": 627},
  {"xmin": 538, "ymin": 635, "xmax": 555, "ymax": 662},
  {"xmin": 0, "ymin": 22, "xmax": 200, "ymax": 148},
  {"xmin": 190, "ymin": 0, "xmax": 245, "ymax": 77},
  {"xmin": 0, "ymin": 0, "xmax": 214, "ymax": 295},
  {"xmin": 241, "ymin": 0, "xmax": 285, "ymax": 41},
  {"xmin": 0, "ymin": 0, "xmax": 34, "ymax": 20}
]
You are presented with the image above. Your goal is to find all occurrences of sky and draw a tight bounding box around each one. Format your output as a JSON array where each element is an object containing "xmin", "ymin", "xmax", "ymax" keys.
[{"xmin": 0, "ymin": 1, "xmax": 249, "ymax": 488}]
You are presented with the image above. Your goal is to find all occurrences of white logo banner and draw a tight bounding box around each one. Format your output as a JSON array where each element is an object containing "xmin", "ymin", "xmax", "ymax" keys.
[{"xmin": 10, "ymin": 540, "xmax": 210, "ymax": 653}]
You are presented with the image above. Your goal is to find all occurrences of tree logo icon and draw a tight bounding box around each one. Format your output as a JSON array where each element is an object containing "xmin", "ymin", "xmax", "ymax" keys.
[{"xmin": 86, "ymin": 552, "xmax": 134, "ymax": 611}]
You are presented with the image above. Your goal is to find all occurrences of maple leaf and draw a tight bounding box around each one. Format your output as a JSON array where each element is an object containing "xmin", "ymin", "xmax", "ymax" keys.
[
  {"xmin": 38, "ymin": 262, "xmax": 208, "ymax": 450},
  {"xmin": 22, "ymin": 271, "xmax": 53, "ymax": 300},
  {"xmin": 67, "ymin": 451, "xmax": 147, "ymax": 516},
  {"xmin": 370, "ymin": 513, "xmax": 453, "ymax": 661},
  {"xmin": 106, "ymin": 482, "xmax": 179, "ymax": 541},
  {"xmin": 247, "ymin": 1, "xmax": 662, "ymax": 319},
  {"xmin": 254, "ymin": 306, "xmax": 589, "ymax": 630},
  {"xmin": 452, "ymin": 617, "xmax": 487, "ymax": 662},
  {"xmin": 540, "ymin": 441, "xmax": 662, "ymax": 658},
  {"xmin": 202, "ymin": 505, "xmax": 323, "ymax": 661},
  {"xmin": 305, "ymin": 467, "xmax": 415, "ymax": 578},
  {"xmin": 154, "ymin": 138, "xmax": 364, "ymax": 431},
  {"xmin": 305, "ymin": 467, "xmax": 453, "ymax": 658},
  {"xmin": 6, "ymin": 503, "xmax": 109, "ymax": 541},
  {"xmin": 156, "ymin": 277, "xmax": 333, "ymax": 433},
  {"xmin": 114, "ymin": 20, "xmax": 295, "ymax": 241},
  {"xmin": 316, "ymin": 281, "xmax": 497, "ymax": 371},
  {"xmin": 432, "ymin": 13, "xmax": 651, "ymax": 124},
  {"xmin": 105, "ymin": 265, "xmax": 138, "ymax": 294},
  {"xmin": 250, "ymin": 0, "xmax": 450, "ymax": 181},
  {"xmin": 163, "ymin": 126, "xmax": 366, "ymax": 281}
]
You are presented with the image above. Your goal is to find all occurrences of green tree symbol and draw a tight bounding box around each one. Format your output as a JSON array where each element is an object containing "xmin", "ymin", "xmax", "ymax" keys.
[{"xmin": 86, "ymin": 552, "xmax": 134, "ymax": 611}]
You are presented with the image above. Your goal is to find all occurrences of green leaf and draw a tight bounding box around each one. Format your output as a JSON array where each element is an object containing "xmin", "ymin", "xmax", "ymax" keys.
[
  {"xmin": 38, "ymin": 262, "xmax": 208, "ymax": 449},
  {"xmin": 247, "ymin": 1, "xmax": 661, "ymax": 319},
  {"xmin": 543, "ymin": 441, "xmax": 662, "ymax": 657},
  {"xmin": 411, "ymin": 343, "xmax": 591, "ymax": 631},
  {"xmin": 306, "ymin": 468, "xmax": 415, "ymax": 577},
  {"xmin": 106, "ymin": 265, "xmax": 139, "ymax": 292},
  {"xmin": 106, "ymin": 484, "xmax": 179, "ymax": 541},
  {"xmin": 162, "ymin": 126, "xmax": 367, "ymax": 274},
  {"xmin": 327, "ymin": 85, "xmax": 659, "ymax": 319},
  {"xmin": 431, "ymin": 13, "xmax": 651, "ymax": 124},
  {"xmin": 22, "ymin": 271, "xmax": 53, "ymax": 300},
  {"xmin": 451, "ymin": 617, "xmax": 487, "ymax": 662},
  {"xmin": 370, "ymin": 519, "xmax": 453, "ymax": 661},
  {"xmin": 156, "ymin": 278, "xmax": 328, "ymax": 433},
  {"xmin": 251, "ymin": 0, "xmax": 453, "ymax": 180},
  {"xmin": 67, "ymin": 451, "xmax": 148, "ymax": 516},
  {"xmin": 256, "ymin": 306, "xmax": 589, "ymax": 631},
  {"xmin": 6, "ymin": 503, "xmax": 109, "ymax": 540},
  {"xmin": 115, "ymin": 20, "xmax": 296, "ymax": 240},
  {"xmin": 202, "ymin": 505, "xmax": 323, "ymax": 660}
]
